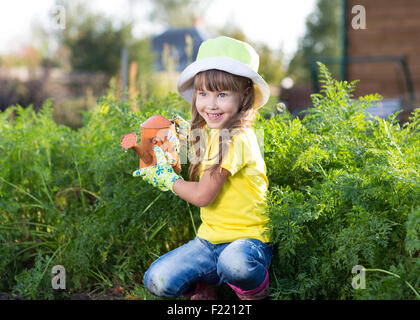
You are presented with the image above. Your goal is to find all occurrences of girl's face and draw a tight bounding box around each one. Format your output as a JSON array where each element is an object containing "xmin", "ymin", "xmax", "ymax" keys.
[{"xmin": 195, "ymin": 87, "xmax": 242, "ymax": 129}]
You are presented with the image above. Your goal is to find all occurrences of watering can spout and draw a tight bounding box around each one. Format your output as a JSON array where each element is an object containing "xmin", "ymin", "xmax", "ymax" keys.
[{"xmin": 120, "ymin": 133, "xmax": 153, "ymax": 165}]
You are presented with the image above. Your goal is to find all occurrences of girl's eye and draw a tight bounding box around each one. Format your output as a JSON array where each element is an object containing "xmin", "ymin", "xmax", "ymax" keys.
[
  {"xmin": 219, "ymin": 93, "xmax": 227, "ymax": 98},
  {"xmin": 198, "ymin": 92, "xmax": 206, "ymax": 97}
]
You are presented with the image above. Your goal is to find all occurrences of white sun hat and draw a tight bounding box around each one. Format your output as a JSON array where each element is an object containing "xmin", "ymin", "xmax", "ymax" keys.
[{"xmin": 177, "ymin": 36, "xmax": 270, "ymax": 109}]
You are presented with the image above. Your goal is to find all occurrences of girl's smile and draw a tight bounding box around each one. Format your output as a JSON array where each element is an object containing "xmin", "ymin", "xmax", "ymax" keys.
[{"xmin": 206, "ymin": 112, "xmax": 223, "ymax": 121}]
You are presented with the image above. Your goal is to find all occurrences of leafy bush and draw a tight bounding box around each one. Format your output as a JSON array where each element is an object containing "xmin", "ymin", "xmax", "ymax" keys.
[
  {"xmin": 12, "ymin": 254, "xmax": 57, "ymax": 300},
  {"xmin": 0, "ymin": 93, "xmax": 195, "ymax": 299},
  {"xmin": 261, "ymin": 63, "xmax": 419, "ymax": 299},
  {"xmin": 0, "ymin": 63, "xmax": 418, "ymax": 299}
]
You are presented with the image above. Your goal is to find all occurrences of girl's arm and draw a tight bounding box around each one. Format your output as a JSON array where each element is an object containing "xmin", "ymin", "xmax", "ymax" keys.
[{"xmin": 173, "ymin": 167, "xmax": 230, "ymax": 207}]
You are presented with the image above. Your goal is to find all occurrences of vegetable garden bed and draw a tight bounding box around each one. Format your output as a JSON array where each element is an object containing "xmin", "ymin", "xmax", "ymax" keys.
[{"xmin": 0, "ymin": 64, "xmax": 418, "ymax": 300}]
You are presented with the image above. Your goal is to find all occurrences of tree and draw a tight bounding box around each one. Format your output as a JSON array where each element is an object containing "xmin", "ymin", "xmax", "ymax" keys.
[
  {"xmin": 55, "ymin": 1, "xmax": 133, "ymax": 76},
  {"xmin": 255, "ymin": 43, "xmax": 286, "ymax": 86},
  {"xmin": 288, "ymin": 0, "xmax": 342, "ymax": 84}
]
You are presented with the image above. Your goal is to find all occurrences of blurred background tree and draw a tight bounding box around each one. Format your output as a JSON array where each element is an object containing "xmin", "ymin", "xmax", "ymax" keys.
[
  {"xmin": 255, "ymin": 43, "xmax": 286, "ymax": 86},
  {"xmin": 288, "ymin": 0, "xmax": 342, "ymax": 84},
  {"xmin": 55, "ymin": 1, "xmax": 133, "ymax": 76}
]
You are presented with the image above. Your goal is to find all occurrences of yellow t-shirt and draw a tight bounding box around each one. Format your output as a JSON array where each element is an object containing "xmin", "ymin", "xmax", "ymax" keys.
[{"xmin": 197, "ymin": 127, "xmax": 271, "ymax": 244}]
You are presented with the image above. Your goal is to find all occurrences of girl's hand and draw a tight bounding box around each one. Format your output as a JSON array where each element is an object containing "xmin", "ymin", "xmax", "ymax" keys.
[{"xmin": 133, "ymin": 145, "xmax": 183, "ymax": 193}]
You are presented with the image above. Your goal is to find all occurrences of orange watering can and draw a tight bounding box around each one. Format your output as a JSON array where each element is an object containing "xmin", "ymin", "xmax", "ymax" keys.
[{"xmin": 120, "ymin": 115, "xmax": 182, "ymax": 174}]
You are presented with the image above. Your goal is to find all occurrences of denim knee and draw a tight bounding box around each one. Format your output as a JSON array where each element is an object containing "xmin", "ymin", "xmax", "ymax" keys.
[
  {"xmin": 218, "ymin": 251, "xmax": 255, "ymax": 282},
  {"xmin": 216, "ymin": 239, "xmax": 272, "ymax": 290},
  {"xmin": 143, "ymin": 263, "xmax": 188, "ymax": 297}
]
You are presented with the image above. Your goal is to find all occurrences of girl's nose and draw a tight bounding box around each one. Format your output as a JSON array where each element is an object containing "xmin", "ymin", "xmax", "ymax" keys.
[{"xmin": 208, "ymin": 95, "xmax": 218, "ymax": 109}]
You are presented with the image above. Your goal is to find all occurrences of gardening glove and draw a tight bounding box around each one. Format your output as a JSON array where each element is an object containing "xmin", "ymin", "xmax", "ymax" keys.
[{"xmin": 132, "ymin": 145, "xmax": 183, "ymax": 193}]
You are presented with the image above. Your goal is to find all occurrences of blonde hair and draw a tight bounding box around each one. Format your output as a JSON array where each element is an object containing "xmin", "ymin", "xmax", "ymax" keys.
[{"xmin": 181, "ymin": 69, "xmax": 256, "ymax": 181}]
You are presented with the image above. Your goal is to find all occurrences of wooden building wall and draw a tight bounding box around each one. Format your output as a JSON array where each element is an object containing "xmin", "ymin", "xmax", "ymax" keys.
[{"xmin": 346, "ymin": 0, "xmax": 420, "ymax": 112}]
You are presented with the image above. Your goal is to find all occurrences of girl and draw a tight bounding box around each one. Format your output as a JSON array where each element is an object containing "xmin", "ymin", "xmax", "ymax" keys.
[{"xmin": 135, "ymin": 36, "xmax": 272, "ymax": 300}]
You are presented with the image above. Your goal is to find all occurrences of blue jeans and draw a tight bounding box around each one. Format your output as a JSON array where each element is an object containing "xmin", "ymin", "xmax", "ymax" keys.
[{"xmin": 143, "ymin": 236, "xmax": 273, "ymax": 297}]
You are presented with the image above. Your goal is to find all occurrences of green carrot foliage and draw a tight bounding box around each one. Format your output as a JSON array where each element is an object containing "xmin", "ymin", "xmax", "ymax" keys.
[{"xmin": 0, "ymin": 63, "xmax": 419, "ymax": 299}]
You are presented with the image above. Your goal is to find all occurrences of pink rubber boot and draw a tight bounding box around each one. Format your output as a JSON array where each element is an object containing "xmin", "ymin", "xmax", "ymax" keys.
[
  {"xmin": 227, "ymin": 269, "xmax": 270, "ymax": 300},
  {"xmin": 184, "ymin": 283, "xmax": 217, "ymax": 300}
]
